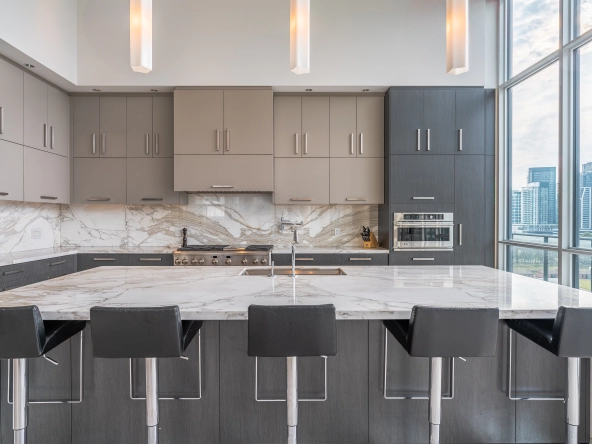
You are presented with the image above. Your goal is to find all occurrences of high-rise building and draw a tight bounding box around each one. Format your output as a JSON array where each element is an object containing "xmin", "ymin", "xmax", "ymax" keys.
[
  {"xmin": 512, "ymin": 190, "xmax": 522, "ymax": 225},
  {"xmin": 581, "ymin": 162, "xmax": 592, "ymax": 189},
  {"xmin": 521, "ymin": 182, "xmax": 549, "ymax": 225},
  {"xmin": 527, "ymin": 167, "xmax": 556, "ymax": 225},
  {"xmin": 581, "ymin": 187, "xmax": 592, "ymax": 230}
]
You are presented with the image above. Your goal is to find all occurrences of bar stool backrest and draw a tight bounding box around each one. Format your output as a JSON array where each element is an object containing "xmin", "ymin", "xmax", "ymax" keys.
[
  {"xmin": 90, "ymin": 306, "xmax": 184, "ymax": 358},
  {"xmin": 0, "ymin": 306, "xmax": 45, "ymax": 359},
  {"xmin": 553, "ymin": 306, "xmax": 592, "ymax": 357},
  {"xmin": 248, "ymin": 305, "xmax": 337, "ymax": 358},
  {"xmin": 408, "ymin": 306, "xmax": 499, "ymax": 357}
]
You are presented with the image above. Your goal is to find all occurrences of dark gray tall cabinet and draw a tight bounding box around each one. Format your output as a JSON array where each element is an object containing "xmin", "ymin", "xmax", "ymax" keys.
[{"xmin": 379, "ymin": 87, "xmax": 495, "ymax": 266}]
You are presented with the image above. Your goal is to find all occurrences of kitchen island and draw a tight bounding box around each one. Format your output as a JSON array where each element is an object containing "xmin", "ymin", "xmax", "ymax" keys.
[{"xmin": 0, "ymin": 265, "xmax": 589, "ymax": 444}]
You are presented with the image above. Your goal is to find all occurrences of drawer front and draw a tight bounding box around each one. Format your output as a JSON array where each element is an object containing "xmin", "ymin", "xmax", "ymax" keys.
[
  {"xmin": 0, "ymin": 262, "xmax": 39, "ymax": 284},
  {"xmin": 390, "ymin": 155, "xmax": 455, "ymax": 204},
  {"xmin": 389, "ymin": 251, "xmax": 455, "ymax": 266},
  {"xmin": 128, "ymin": 254, "xmax": 174, "ymax": 266},
  {"xmin": 332, "ymin": 254, "xmax": 388, "ymax": 266},
  {"xmin": 38, "ymin": 255, "xmax": 77, "ymax": 279},
  {"xmin": 271, "ymin": 254, "xmax": 334, "ymax": 266},
  {"xmin": 80, "ymin": 254, "xmax": 129, "ymax": 271}
]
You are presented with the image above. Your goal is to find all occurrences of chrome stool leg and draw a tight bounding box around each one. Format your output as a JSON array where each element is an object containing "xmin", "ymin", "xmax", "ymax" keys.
[
  {"xmin": 565, "ymin": 357, "xmax": 580, "ymax": 444},
  {"xmin": 146, "ymin": 358, "xmax": 159, "ymax": 444},
  {"xmin": 287, "ymin": 357, "xmax": 298, "ymax": 444},
  {"xmin": 13, "ymin": 358, "xmax": 28, "ymax": 444},
  {"xmin": 428, "ymin": 357, "xmax": 442, "ymax": 444}
]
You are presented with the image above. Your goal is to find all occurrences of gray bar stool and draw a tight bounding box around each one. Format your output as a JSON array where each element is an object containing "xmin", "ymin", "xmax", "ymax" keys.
[
  {"xmin": 248, "ymin": 304, "xmax": 337, "ymax": 444},
  {"xmin": 384, "ymin": 306, "xmax": 499, "ymax": 444},
  {"xmin": 90, "ymin": 306, "xmax": 202, "ymax": 444},
  {"xmin": 0, "ymin": 306, "xmax": 86, "ymax": 444},
  {"xmin": 506, "ymin": 306, "xmax": 592, "ymax": 444}
]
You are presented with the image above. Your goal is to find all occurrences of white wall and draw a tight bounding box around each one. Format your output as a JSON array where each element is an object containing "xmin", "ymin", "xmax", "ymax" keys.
[
  {"xmin": 0, "ymin": 0, "xmax": 77, "ymax": 84},
  {"xmin": 77, "ymin": 0, "xmax": 496, "ymax": 89}
]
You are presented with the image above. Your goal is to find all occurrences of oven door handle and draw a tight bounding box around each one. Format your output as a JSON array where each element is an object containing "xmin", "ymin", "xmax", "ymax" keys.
[{"xmin": 394, "ymin": 223, "xmax": 455, "ymax": 228}]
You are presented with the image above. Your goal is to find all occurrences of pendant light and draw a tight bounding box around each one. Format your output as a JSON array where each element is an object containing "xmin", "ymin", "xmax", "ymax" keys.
[
  {"xmin": 290, "ymin": 0, "xmax": 310, "ymax": 74},
  {"xmin": 446, "ymin": 0, "xmax": 469, "ymax": 75},
  {"xmin": 130, "ymin": 0, "xmax": 152, "ymax": 73}
]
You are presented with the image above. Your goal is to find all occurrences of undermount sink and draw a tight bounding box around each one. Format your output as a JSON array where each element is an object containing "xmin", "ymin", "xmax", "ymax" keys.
[{"xmin": 241, "ymin": 268, "xmax": 347, "ymax": 276}]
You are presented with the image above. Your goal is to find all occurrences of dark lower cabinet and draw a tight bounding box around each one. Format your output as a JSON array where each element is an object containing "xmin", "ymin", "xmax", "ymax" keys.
[
  {"xmin": 272, "ymin": 253, "xmax": 388, "ymax": 267},
  {"xmin": 219, "ymin": 320, "xmax": 369, "ymax": 444},
  {"xmin": 78, "ymin": 254, "xmax": 129, "ymax": 271},
  {"xmin": 271, "ymin": 254, "xmax": 333, "ymax": 267},
  {"xmin": 127, "ymin": 254, "xmax": 174, "ymax": 267},
  {"xmin": 331, "ymin": 254, "xmax": 388, "ymax": 266},
  {"xmin": 389, "ymin": 251, "xmax": 455, "ymax": 266}
]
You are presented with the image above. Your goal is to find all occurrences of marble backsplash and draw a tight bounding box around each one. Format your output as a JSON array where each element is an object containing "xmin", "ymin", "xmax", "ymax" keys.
[{"xmin": 0, "ymin": 195, "xmax": 378, "ymax": 252}]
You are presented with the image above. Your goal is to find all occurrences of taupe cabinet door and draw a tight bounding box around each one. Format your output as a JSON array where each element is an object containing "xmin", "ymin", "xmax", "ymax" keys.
[
  {"xmin": 274, "ymin": 96, "xmax": 301, "ymax": 158},
  {"xmin": 153, "ymin": 96, "xmax": 173, "ymax": 158},
  {"xmin": 274, "ymin": 158, "xmax": 329, "ymax": 204},
  {"xmin": 23, "ymin": 73, "xmax": 48, "ymax": 151},
  {"xmin": 330, "ymin": 97, "xmax": 357, "ymax": 157},
  {"xmin": 24, "ymin": 148, "xmax": 69, "ymax": 204},
  {"xmin": 356, "ymin": 97, "xmax": 384, "ymax": 157},
  {"xmin": 302, "ymin": 97, "xmax": 330, "ymax": 157},
  {"xmin": 73, "ymin": 158, "xmax": 127, "ymax": 204},
  {"xmin": 73, "ymin": 97, "xmax": 100, "ymax": 158},
  {"xmin": 127, "ymin": 97, "xmax": 153, "ymax": 157},
  {"xmin": 47, "ymin": 86, "xmax": 69, "ymax": 157},
  {"xmin": 174, "ymin": 155, "xmax": 273, "ymax": 192},
  {"xmin": 0, "ymin": 140, "xmax": 23, "ymax": 202},
  {"xmin": 223, "ymin": 90, "xmax": 273, "ymax": 155},
  {"xmin": 0, "ymin": 58, "xmax": 23, "ymax": 145},
  {"xmin": 174, "ymin": 90, "xmax": 224, "ymax": 155},
  {"xmin": 330, "ymin": 158, "xmax": 384, "ymax": 204},
  {"xmin": 127, "ymin": 158, "xmax": 179, "ymax": 204},
  {"xmin": 99, "ymin": 97, "xmax": 126, "ymax": 157}
]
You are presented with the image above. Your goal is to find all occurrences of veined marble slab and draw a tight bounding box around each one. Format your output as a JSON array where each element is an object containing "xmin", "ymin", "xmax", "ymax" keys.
[{"xmin": 0, "ymin": 265, "xmax": 587, "ymax": 320}]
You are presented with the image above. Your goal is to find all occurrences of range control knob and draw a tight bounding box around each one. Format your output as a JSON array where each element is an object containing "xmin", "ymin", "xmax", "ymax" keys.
[
  {"xmin": 253, "ymin": 259, "xmax": 259, "ymax": 265},
  {"xmin": 198, "ymin": 259, "xmax": 205, "ymax": 265},
  {"xmin": 225, "ymin": 259, "xmax": 232, "ymax": 265},
  {"xmin": 261, "ymin": 259, "xmax": 267, "ymax": 265},
  {"xmin": 181, "ymin": 258, "xmax": 188, "ymax": 265},
  {"xmin": 242, "ymin": 259, "xmax": 248, "ymax": 265},
  {"xmin": 191, "ymin": 259, "xmax": 198, "ymax": 265},
  {"xmin": 175, "ymin": 259, "xmax": 181, "ymax": 265},
  {"xmin": 212, "ymin": 259, "xmax": 219, "ymax": 265}
]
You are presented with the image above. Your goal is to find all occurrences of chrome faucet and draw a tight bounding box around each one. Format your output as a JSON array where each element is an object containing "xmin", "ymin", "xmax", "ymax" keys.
[{"xmin": 291, "ymin": 228, "xmax": 300, "ymax": 277}]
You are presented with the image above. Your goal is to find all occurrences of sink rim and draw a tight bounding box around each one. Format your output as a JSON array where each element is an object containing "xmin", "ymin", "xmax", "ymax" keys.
[{"xmin": 240, "ymin": 267, "xmax": 347, "ymax": 276}]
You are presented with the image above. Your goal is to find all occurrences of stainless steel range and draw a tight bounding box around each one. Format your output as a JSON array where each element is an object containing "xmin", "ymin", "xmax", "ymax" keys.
[{"xmin": 173, "ymin": 245, "xmax": 273, "ymax": 266}]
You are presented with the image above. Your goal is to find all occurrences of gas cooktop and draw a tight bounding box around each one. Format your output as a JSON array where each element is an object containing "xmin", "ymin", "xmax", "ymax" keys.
[
  {"xmin": 173, "ymin": 245, "xmax": 274, "ymax": 266},
  {"xmin": 177, "ymin": 245, "xmax": 273, "ymax": 252}
]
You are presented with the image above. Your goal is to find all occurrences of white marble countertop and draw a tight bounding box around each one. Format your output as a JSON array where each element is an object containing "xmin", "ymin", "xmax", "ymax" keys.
[{"xmin": 0, "ymin": 265, "xmax": 588, "ymax": 320}]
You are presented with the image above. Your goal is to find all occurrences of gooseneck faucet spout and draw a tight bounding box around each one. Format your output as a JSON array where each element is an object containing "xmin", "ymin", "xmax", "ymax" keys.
[{"xmin": 291, "ymin": 229, "xmax": 299, "ymax": 277}]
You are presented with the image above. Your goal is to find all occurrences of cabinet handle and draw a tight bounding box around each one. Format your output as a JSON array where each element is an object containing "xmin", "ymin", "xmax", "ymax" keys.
[
  {"xmin": 216, "ymin": 129, "xmax": 220, "ymax": 151},
  {"xmin": 350, "ymin": 133, "xmax": 354, "ymax": 155},
  {"xmin": 360, "ymin": 133, "xmax": 364, "ymax": 154},
  {"xmin": 145, "ymin": 134, "xmax": 150, "ymax": 155},
  {"xmin": 0, "ymin": 106, "xmax": 3, "ymax": 134},
  {"xmin": 459, "ymin": 129, "xmax": 463, "ymax": 151},
  {"xmin": 412, "ymin": 197, "xmax": 435, "ymax": 200},
  {"xmin": 295, "ymin": 258, "xmax": 314, "ymax": 261},
  {"xmin": 141, "ymin": 198, "xmax": 164, "ymax": 201},
  {"xmin": 412, "ymin": 257, "xmax": 434, "ymax": 261},
  {"xmin": 92, "ymin": 134, "xmax": 96, "ymax": 154},
  {"xmin": 50, "ymin": 126, "xmax": 54, "ymax": 149},
  {"xmin": 139, "ymin": 258, "xmax": 162, "ymax": 262},
  {"xmin": 417, "ymin": 129, "xmax": 421, "ymax": 151},
  {"xmin": 87, "ymin": 197, "xmax": 111, "ymax": 202},
  {"xmin": 155, "ymin": 133, "xmax": 159, "ymax": 155},
  {"xmin": 211, "ymin": 185, "xmax": 234, "ymax": 189},
  {"xmin": 426, "ymin": 129, "xmax": 430, "ymax": 151},
  {"xmin": 459, "ymin": 223, "xmax": 463, "ymax": 246},
  {"xmin": 304, "ymin": 133, "xmax": 308, "ymax": 154},
  {"xmin": 43, "ymin": 124, "xmax": 47, "ymax": 147},
  {"xmin": 102, "ymin": 134, "xmax": 106, "ymax": 154},
  {"xmin": 226, "ymin": 129, "xmax": 230, "ymax": 151},
  {"xmin": 290, "ymin": 198, "xmax": 312, "ymax": 202},
  {"xmin": 349, "ymin": 258, "xmax": 371, "ymax": 261},
  {"xmin": 49, "ymin": 260, "xmax": 66, "ymax": 266},
  {"xmin": 346, "ymin": 197, "xmax": 367, "ymax": 201},
  {"xmin": 4, "ymin": 269, "xmax": 24, "ymax": 276},
  {"xmin": 0, "ymin": 192, "xmax": 8, "ymax": 196},
  {"xmin": 40, "ymin": 196, "xmax": 57, "ymax": 200},
  {"xmin": 93, "ymin": 258, "xmax": 116, "ymax": 261},
  {"xmin": 295, "ymin": 133, "xmax": 299, "ymax": 154}
]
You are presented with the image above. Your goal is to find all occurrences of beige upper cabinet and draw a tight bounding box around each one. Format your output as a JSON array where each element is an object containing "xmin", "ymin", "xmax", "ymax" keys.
[
  {"xmin": 48, "ymin": 86, "xmax": 69, "ymax": 157},
  {"xmin": 23, "ymin": 74, "xmax": 48, "ymax": 151},
  {"xmin": 0, "ymin": 58, "xmax": 24, "ymax": 145},
  {"xmin": 0, "ymin": 140, "xmax": 23, "ymax": 202},
  {"xmin": 174, "ymin": 90, "xmax": 224, "ymax": 155},
  {"xmin": 127, "ymin": 97, "xmax": 153, "ymax": 158},
  {"xmin": 24, "ymin": 147, "xmax": 69, "ymax": 204},
  {"xmin": 223, "ymin": 90, "xmax": 273, "ymax": 155},
  {"xmin": 274, "ymin": 96, "xmax": 301, "ymax": 158},
  {"xmin": 73, "ymin": 158, "xmax": 127, "ymax": 204},
  {"xmin": 73, "ymin": 97, "xmax": 100, "ymax": 158},
  {"xmin": 127, "ymin": 158, "xmax": 179, "ymax": 204},
  {"xmin": 356, "ymin": 97, "xmax": 384, "ymax": 158},
  {"xmin": 330, "ymin": 97, "xmax": 357, "ymax": 157},
  {"xmin": 99, "ymin": 97, "xmax": 126, "ymax": 157},
  {"xmin": 330, "ymin": 158, "xmax": 384, "ymax": 204},
  {"xmin": 274, "ymin": 158, "xmax": 329, "ymax": 205},
  {"xmin": 153, "ymin": 96, "xmax": 174, "ymax": 158},
  {"xmin": 302, "ymin": 97, "xmax": 330, "ymax": 158}
]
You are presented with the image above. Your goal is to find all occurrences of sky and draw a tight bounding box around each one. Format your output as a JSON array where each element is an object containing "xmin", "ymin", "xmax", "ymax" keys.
[{"xmin": 510, "ymin": 0, "xmax": 592, "ymax": 191}]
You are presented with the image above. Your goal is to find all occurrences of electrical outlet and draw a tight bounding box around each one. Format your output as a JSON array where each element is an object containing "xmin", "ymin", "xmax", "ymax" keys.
[
  {"xmin": 334, "ymin": 228, "xmax": 341, "ymax": 236},
  {"xmin": 31, "ymin": 229, "xmax": 41, "ymax": 240}
]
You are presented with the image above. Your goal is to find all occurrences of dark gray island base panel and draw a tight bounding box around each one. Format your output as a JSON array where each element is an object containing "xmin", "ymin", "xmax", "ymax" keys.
[{"xmin": 0, "ymin": 321, "xmax": 589, "ymax": 443}]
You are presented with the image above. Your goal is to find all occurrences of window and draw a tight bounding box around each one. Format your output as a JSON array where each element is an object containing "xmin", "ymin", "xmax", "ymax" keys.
[
  {"xmin": 574, "ymin": 255, "xmax": 592, "ymax": 290},
  {"xmin": 509, "ymin": 63, "xmax": 559, "ymax": 245},
  {"xmin": 507, "ymin": 246, "xmax": 558, "ymax": 283},
  {"xmin": 577, "ymin": 0, "xmax": 592, "ymax": 36},
  {"xmin": 510, "ymin": 0, "xmax": 559, "ymax": 76}
]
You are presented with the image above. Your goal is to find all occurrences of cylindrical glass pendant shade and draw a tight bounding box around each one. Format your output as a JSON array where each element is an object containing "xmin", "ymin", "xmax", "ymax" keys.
[
  {"xmin": 130, "ymin": 0, "xmax": 152, "ymax": 73},
  {"xmin": 290, "ymin": 0, "xmax": 310, "ymax": 74},
  {"xmin": 446, "ymin": 0, "xmax": 469, "ymax": 75}
]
